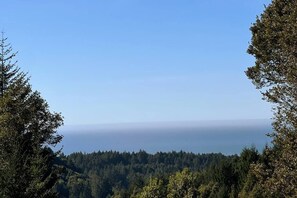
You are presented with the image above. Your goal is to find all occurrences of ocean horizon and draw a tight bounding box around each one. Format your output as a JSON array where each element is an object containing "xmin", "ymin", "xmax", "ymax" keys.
[{"xmin": 58, "ymin": 119, "xmax": 272, "ymax": 155}]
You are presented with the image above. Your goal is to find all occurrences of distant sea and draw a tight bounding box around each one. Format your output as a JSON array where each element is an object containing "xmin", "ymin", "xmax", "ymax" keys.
[{"xmin": 58, "ymin": 120, "xmax": 272, "ymax": 155}]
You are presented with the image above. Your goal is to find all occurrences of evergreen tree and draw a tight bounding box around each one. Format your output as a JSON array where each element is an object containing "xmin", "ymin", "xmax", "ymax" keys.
[
  {"xmin": 0, "ymin": 34, "xmax": 19, "ymax": 97},
  {"xmin": 246, "ymin": 0, "xmax": 297, "ymax": 196},
  {"xmin": 0, "ymin": 35, "xmax": 63, "ymax": 197}
]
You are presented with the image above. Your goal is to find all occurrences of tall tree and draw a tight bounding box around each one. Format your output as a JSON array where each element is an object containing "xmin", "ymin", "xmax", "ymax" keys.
[
  {"xmin": 246, "ymin": 0, "xmax": 297, "ymax": 196},
  {"xmin": 0, "ymin": 35, "xmax": 63, "ymax": 197}
]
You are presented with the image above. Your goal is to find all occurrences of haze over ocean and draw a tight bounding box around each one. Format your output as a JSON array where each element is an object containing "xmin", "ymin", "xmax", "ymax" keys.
[{"xmin": 59, "ymin": 119, "xmax": 272, "ymax": 155}]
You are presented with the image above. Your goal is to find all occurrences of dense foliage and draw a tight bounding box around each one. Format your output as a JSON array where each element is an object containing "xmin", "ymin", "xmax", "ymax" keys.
[
  {"xmin": 55, "ymin": 148, "xmax": 262, "ymax": 198},
  {"xmin": 0, "ymin": 35, "xmax": 63, "ymax": 197},
  {"xmin": 246, "ymin": 0, "xmax": 297, "ymax": 196}
]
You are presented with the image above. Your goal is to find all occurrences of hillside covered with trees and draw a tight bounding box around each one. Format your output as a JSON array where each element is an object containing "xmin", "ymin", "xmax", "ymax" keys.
[{"xmin": 54, "ymin": 148, "xmax": 260, "ymax": 197}]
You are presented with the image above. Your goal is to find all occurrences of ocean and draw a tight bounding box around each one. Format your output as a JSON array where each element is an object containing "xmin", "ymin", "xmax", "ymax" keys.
[{"xmin": 58, "ymin": 120, "xmax": 272, "ymax": 155}]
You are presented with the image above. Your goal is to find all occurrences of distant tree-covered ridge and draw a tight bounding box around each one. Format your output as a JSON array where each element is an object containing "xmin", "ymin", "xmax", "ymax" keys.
[
  {"xmin": 0, "ymin": 34, "xmax": 63, "ymax": 197},
  {"xmin": 55, "ymin": 148, "xmax": 262, "ymax": 198}
]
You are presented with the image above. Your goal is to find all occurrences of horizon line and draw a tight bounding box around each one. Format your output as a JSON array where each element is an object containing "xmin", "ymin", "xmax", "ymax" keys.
[
  {"xmin": 59, "ymin": 118, "xmax": 272, "ymax": 134},
  {"xmin": 62, "ymin": 118, "xmax": 271, "ymax": 127}
]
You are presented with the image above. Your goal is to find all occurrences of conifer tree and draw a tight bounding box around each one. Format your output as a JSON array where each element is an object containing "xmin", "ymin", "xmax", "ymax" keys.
[
  {"xmin": 246, "ymin": 0, "xmax": 297, "ymax": 196},
  {"xmin": 0, "ymin": 35, "xmax": 19, "ymax": 97},
  {"xmin": 0, "ymin": 34, "xmax": 63, "ymax": 197}
]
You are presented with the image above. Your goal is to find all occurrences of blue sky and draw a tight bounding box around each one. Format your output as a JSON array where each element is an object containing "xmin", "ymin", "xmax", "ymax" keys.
[{"xmin": 0, "ymin": 0, "xmax": 272, "ymax": 125}]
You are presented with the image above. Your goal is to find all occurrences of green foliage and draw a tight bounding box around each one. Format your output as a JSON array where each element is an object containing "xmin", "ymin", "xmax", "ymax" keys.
[
  {"xmin": 0, "ymin": 35, "xmax": 63, "ymax": 197},
  {"xmin": 246, "ymin": 0, "xmax": 297, "ymax": 196},
  {"xmin": 197, "ymin": 182, "xmax": 219, "ymax": 198},
  {"xmin": 55, "ymin": 149, "xmax": 261, "ymax": 198},
  {"xmin": 135, "ymin": 178, "xmax": 166, "ymax": 198},
  {"xmin": 167, "ymin": 168, "xmax": 199, "ymax": 198},
  {"xmin": 238, "ymin": 171, "xmax": 265, "ymax": 198}
]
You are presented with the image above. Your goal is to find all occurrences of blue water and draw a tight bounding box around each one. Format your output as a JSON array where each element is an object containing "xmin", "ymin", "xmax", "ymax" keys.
[{"xmin": 58, "ymin": 120, "xmax": 272, "ymax": 155}]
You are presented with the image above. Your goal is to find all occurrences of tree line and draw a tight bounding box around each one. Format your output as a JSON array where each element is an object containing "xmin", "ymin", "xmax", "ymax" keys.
[{"xmin": 54, "ymin": 148, "xmax": 261, "ymax": 197}]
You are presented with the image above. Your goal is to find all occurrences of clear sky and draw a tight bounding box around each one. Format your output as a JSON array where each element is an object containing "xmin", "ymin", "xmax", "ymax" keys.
[{"xmin": 0, "ymin": 0, "xmax": 272, "ymax": 125}]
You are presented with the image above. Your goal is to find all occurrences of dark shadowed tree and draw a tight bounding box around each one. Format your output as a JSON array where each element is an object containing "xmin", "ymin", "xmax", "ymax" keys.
[
  {"xmin": 0, "ymin": 34, "xmax": 63, "ymax": 197},
  {"xmin": 246, "ymin": 0, "xmax": 297, "ymax": 196}
]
